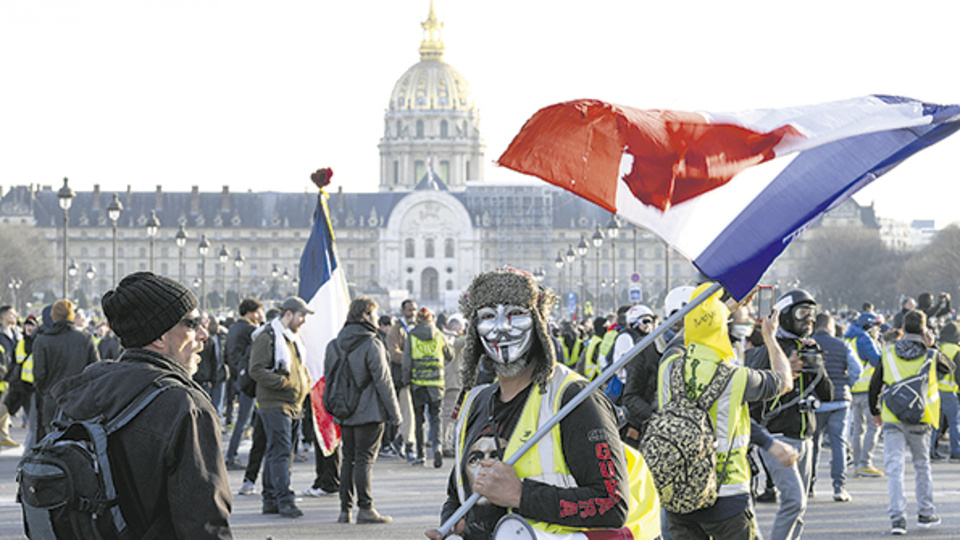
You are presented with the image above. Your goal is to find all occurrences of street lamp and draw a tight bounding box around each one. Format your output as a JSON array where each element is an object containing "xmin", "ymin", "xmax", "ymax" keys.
[
  {"xmin": 7, "ymin": 278, "xmax": 21, "ymax": 314},
  {"xmin": 271, "ymin": 264, "xmax": 280, "ymax": 298},
  {"xmin": 281, "ymin": 268, "xmax": 291, "ymax": 297},
  {"xmin": 146, "ymin": 210, "xmax": 161, "ymax": 273},
  {"xmin": 67, "ymin": 259, "xmax": 79, "ymax": 300},
  {"xmin": 532, "ymin": 267, "xmax": 545, "ymax": 283},
  {"xmin": 606, "ymin": 215, "xmax": 620, "ymax": 312},
  {"xmin": 57, "ymin": 178, "xmax": 76, "ymax": 298},
  {"xmin": 591, "ymin": 225, "xmax": 604, "ymax": 315},
  {"xmin": 218, "ymin": 245, "xmax": 229, "ymax": 308},
  {"xmin": 554, "ymin": 251, "xmax": 564, "ymax": 301},
  {"xmin": 107, "ymin": 193, "xmax": 123, "ymax": 287},
  {"xmin": 198, "ymin": 234, "xmax": 210, "ymax": 311},
  {"xmin": 576, "ymin": 235, "xmax": 589, "ymax": 319},
  {"xmin": 175, "ymin": 225, "xmax": 187, "ymax": 283},
  {"xmin": 234, "ymin": 249, "xmax": 245, "ymax": 300},
  {"xmin": 85, "ymin": 264, "xmax": 97, "ymax": 300},
  {"xmin": 564, "ymin": 245, "xmax": 576, "ymax": 319}
]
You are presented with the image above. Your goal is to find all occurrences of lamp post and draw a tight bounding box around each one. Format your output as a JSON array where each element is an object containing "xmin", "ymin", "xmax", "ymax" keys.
[
  {"xmin": 198, "ymin": 234, "xmax": 210, "ymax": 311},
  {"xmin": 591, "ymin": 225, "xmax": 604, "ymax": 314},
  {"xmin": 218, "ymin": 245, "xmax": 229, "ymax": 308},
  {"xmin": 576, "ymin": 235, "xmax": 588, "ymax": 319},
  {"xmin": 146, "ymin": 210, "xmax": 160, "ymax": 273},
  {"xmin": 175, "ymin": 225, "xmax": 187, "ymax": 283},
  {"xmin": 107, "ymin": 193, "xmax": 123, "ymax": 287},
  {"xmin": 632, "ymin": 226, "xmax": 638, "ymax": 287},
  {"xmin": 663, "ymin": 240, "xmax": 671, "ymax": 293},
  {"xmin": 564, "ymin": 245, "xmax": 576, "ymax": 318},
  {"xmin": 57, "ymin": 178, "xmax": 76, "ymax": 298},
  {"xmin": 532, "ymin": 267, "xmax": 545, "ymax": 284},
  {"xmin": 85, "ymin": 264, "xmax": 97, "ymax": 300},
  {"xmin": 281, "ymin": 268, "xmax": 291, "ymax": 297},
  {"xmin": 554, "ymin": 252, "xmax": 564, "ymax": 303},
  {"xmin": 234, "ymin": 249, "xmax": 245, "ymax": 300},
  {"xmin": 7, "ymin": 278, "xmax": 21, "ymax": 314},
  {"xmin": 67, "ymin": 259, "xmax": 79, "ymax": 300},
  {"xmin": 271, "ymin": 264, "xmax": 280, "ymax": 298},
  {"xmin": 606, "ymin": 215, "xmax": 620, "ymax": 312}
]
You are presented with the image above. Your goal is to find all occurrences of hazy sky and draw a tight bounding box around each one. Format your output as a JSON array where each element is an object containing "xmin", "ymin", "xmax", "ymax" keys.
[{"xmin": 3, "ymin": 0, "xmax": 958, "ymax": 225}]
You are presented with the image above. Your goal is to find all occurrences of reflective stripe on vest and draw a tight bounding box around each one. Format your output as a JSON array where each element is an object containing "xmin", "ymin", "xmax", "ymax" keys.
[
  {"xmin": 582, "ymin": 336, "xmax": 603, "ymax": 381},
  {"xmin": 848, "ymin": 336, "xmax": 875, "ymax": 393},
  {"xmin": 410, "ymin": 334, "xmax": 445, "ymax": 387},
  {"xmin": 658, "ymin": 343, "xmax": 751, "ymax": 497},
  {"xmin": 937, "ymin": 342, "xmax": 959, "ymax": 392},
  {"xmin": 15, "ymin": 339, "xmax": 33, "ymax": 384},
  {"xmin": 880, "ymin": 344, "xmax": 940, "ymax": 427}
]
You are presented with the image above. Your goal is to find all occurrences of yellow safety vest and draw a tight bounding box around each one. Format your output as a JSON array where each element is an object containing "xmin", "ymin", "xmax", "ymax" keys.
[
  {"xmin": 559, "ymin": 338, "xmax": 582, "ymax": 368},
  {"xmin": 937, "ymin": 342, "xmax": 959, "ymax": 393},
  {"xmin": 658, "ymin": 343, "xmax": 752, "ymax": 497},
  {"xmin": 410, "ymin": 333, "xmax": 446, "ymax": 387},
  {"xmin": 455, "ymin": 365, "xmax": 660, "ymax": 539},
  {"xmin": 880, "ymin": 345, "xmax": 940, "ymax": 427},
  {"xmin": 15, "ymin": 339, "xmax": 33, "ymax": 384},
  {"xmin": 581, "ymin": 335, "xmax": 604, "ymax": 380},
  {"xmin": 849, "ymin": 336, "xmax": 875, "ymax": 394}
]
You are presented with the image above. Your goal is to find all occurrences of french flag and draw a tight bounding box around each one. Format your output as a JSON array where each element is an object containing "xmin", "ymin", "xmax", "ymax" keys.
[
  {"xmin": 298, "ymin": 170, "xmax": 350, "ymax": 456},
  {"xmin": 497, "ymin": 95, "xmax": 960, "ymax": 299}
]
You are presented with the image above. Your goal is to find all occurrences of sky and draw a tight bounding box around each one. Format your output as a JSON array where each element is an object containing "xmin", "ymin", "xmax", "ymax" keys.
[{"xmin": 3, "ymin": 0, "xmax": 959, "ymax": 226}]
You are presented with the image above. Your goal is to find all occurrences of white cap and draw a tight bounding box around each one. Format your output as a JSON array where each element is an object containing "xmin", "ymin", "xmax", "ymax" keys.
[
  {"xmin": 664, "ymin": 286, "xmax": 696, "ymax": 319},
  {"xmin": 626, "ymin": 305, "xmax": 655, "ymax": 326}
]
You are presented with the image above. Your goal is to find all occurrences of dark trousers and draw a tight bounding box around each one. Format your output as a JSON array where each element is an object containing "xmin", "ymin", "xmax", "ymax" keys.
[
  {"xmin": 261, "ymin": 409, "xmax": 299, "ymax": 506},
  {"xmin": 339, "ymin": 422, "xmax": 384, "ymax": 511},
  {"xmin": 303, "ymin": 396, "xmax": 341, "ymax": 492},
  {"xmin": 412, "ymin": 385, "xmax": 442, "ymax": 457},
  {"xmin": 665, "ymin": 507, "xmax": 757, "ymax": 540},
  {"xmin": 243, "ymin": 411, "xmax": 267, "ymax": 484}
]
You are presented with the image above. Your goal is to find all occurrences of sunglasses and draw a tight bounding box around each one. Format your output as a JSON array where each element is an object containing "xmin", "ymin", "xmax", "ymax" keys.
[
  {"xmin": 638, "ymin": 317, "xmax": 655, "ymax": 326},
  {"xmin": 179, "ymin": 315, "xmax": 203, "ymax": 330}
]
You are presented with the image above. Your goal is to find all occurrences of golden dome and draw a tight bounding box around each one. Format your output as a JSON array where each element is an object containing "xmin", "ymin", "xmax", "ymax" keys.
[{"xmin": 388, "ymin": 1, "xmax": 474, "ymax": 112}]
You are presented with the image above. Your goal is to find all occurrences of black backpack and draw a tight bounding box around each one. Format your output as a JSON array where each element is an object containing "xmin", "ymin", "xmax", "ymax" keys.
[
  {"xmin": 17, "ymin": 376, "xmax": 172, "ymax": 539},
  {"xmin": 323, "ymin": 339, "xmax": 362, "ymax": 422}
]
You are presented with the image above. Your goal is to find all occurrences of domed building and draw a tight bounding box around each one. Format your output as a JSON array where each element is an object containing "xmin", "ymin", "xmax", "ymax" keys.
[{"xmin": 378, "ymin": 0, "xmax": 484, "ymax": 191}]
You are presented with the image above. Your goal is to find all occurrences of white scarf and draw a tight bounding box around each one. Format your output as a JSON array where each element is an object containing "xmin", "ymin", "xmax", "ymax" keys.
[{"xmin": 271, "ymin": 317, "xmax": 305, "ymax": 373}]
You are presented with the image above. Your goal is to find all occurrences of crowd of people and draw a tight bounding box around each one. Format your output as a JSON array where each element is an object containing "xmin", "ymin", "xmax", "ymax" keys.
[{"xmin": 2, "ymin": 270, "xmax": 958, "ymax": 539}]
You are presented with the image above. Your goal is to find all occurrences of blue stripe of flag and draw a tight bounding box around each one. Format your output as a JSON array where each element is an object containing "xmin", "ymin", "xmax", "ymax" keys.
[{"xmin": 298, "ymin": 193, "xmax": 339, "ymax": 301}]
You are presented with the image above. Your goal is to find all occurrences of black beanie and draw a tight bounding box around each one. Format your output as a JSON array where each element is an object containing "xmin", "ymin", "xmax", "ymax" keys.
[{"xmin": 102, "ymin": 272, "xmax": 199, "ymax": 348}]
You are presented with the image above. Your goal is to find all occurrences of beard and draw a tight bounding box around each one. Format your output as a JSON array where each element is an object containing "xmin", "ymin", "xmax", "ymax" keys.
[{"xmin": 490, "ymin": 353, "xmax": 530, "ymax": 379}]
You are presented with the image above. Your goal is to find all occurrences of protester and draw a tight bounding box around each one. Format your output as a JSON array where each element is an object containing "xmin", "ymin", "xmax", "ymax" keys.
[
  {"xmin": 847, "ymin": 311, "xmax": 885, "ymax": 478},
  {"xmin": 619, "ymin": 305, "xmax": 664, "ymax": 445},
  {"xmin": 327, "ymin": 296, "xmax": 400, "ymax": 524},
  {"xmin": 0, "ymin": 305, "xmax": 22, "ymax": 447},
  {"xmin": 249, "ymin": 296, "xmax": 312, "ymax": 518},
  {"xmin": 932, "ymin": 322, "xmax": 960, "ymax": 461},
  {"xmin": 51, "ymin": 272, "xmax": 232, "ymax": 538},
  {"xmin": 402, "ymin": 306, "xmax": 453, "ymax": 467},
  {"xmin": 869, "ymin": 309, "xmax": 953, "ymax": 535},
  {"xmin": 440, "ymin": 314, "xmax": 466, "ymax": 457},
  {"xmin": 386, "ymin": 299, "xmax": 419, "ymax": 461},
  {"xmin": 224, "ymin": 297, "xmax": 265, "ymax": 469}
]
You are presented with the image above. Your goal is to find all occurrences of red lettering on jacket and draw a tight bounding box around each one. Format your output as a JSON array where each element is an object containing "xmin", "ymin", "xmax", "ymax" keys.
[
  {"xmin": 595, "ymin": 497, "xmax": 615, "ymax": 515},
  {"xmin": 579, "ymin": 500, "xmax": 597, "ymax": 518},
  {"xmin": 595, "ymin": 442, "xmax": 611, "ymax": 460},
  {"xmin": 560, "ymin": 500, "xmax": 578, "ymax": 518},
  {"xmin": 598, "ymin": 460, "xmax": 616, "ymax": 478},
  {"xmin": 605, "ymin": 479, "xmax": 622, "ymax": 502}
]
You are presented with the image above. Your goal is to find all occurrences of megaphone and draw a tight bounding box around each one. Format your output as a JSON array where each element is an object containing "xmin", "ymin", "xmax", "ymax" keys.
[{"xmin": 492, "ymin": 514, "xmax": 632, "ymax": 540}]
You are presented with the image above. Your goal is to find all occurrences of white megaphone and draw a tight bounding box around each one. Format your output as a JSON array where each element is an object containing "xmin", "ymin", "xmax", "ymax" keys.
[{"xmin": 492, "ymin": 514, "xmax": 632, "ymax": 540}]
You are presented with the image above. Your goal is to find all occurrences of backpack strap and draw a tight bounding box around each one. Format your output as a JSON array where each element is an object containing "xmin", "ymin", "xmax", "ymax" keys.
[{"xmin": 696, "ymin": 361, "xmax": 736, "ymax": 411}]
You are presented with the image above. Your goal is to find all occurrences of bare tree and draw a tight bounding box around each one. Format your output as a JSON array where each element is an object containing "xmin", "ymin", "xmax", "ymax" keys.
[
  {"xmin": 0, "ymin": 225, "xmax": 58, "ymax": 310},
  {"xmin": 897, "ymin": 224, "xmax": 960, "ymax": 299}
]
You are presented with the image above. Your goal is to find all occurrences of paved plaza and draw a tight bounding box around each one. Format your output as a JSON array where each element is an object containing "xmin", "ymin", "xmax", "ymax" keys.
[{"xmin": 0, "ymin": 424, "xmax": 958, "ymax": 539}]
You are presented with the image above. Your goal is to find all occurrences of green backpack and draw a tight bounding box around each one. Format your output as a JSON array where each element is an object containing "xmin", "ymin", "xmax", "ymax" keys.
[{"xmin": 639, "ymin": 355, "xmax": 735, "ymax": 514}]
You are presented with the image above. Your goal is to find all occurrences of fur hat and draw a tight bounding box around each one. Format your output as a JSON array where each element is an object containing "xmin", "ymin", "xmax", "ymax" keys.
[
  {"xmin": 102, "ymin": 272, "xmax": 198, "ymax": 348},
  {"xmin": 459, "ymin": 268, "xmax": 557, "ymax": 391}
]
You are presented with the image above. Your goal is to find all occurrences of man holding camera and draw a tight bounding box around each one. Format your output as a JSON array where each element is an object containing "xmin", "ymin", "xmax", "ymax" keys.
[{"xmin": 746, "ymin": 290, "xmax": 834, "ymax": 540}]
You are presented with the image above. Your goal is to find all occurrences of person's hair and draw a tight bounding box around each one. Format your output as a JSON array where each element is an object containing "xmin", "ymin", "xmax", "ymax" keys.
[
  {"xmin": 378, "ymin": 314, "xmax": 393, "ymax": 327},
  {"xmin": 401, "ymin": 299, "xmax": 416, "ymax": 311},
  {"xmin": 239, "ymin": 297, "xmax": 263, "ymax": 316},
  {"xmin": 51, "ymin": 299, "xmax": 76, "ymax": 323},
  {"xmin": 265, "ymin": 308, "xmax": 280, "ymax": 321},
  {"xmin": 206, "ymin": 315, "xmax": 220, "ymax": 335},
  {"xmin": 903, "ymin": 309, "xmax": 927, "ymax": 335},
  {"xmin": 861, "ymin": 302, "xmax": 874, "ymax": 313},
  {"xmin": 347, "ymin": 296, "xmax": 378, "ymax": 323},
  {"xmin": 882, "ymin": 328, "xmax": 903, "ymax": 344},
  {"xmin": 0, "ymin": 305, "xmax": 12, "ymax": 317},
  {"xmin": 814, "ymin": 312, "xmax": 833, "ymax": 332}
]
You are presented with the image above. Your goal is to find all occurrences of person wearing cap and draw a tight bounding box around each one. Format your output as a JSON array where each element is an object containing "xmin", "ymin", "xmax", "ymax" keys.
[
  {"xmin": 50, "ymin": 272, "xmax": 232, "ymax": 539},
  {"xmin": 32, "ymin": 299, "xmax": 100, "ymax": 440},
  {"xmin": 249, "ymin": 296, "xmax": 313, "ymax": 518},
  {"xmin": 619, "ymin": 305, "xmax": 665, "ymax": 445},
  {"xmin": 846, "ymin": 310, "xmax": 884, "ymax": 478}
]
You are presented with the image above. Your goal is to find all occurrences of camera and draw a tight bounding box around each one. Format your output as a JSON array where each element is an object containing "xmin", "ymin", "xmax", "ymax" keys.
[
  {"xmin": 797, "ymin": 344, "xmax": 824, "ymax": 371},
  {"xmin": 797, "ymin": 394, "xmax": 821, "ymax": 413}
]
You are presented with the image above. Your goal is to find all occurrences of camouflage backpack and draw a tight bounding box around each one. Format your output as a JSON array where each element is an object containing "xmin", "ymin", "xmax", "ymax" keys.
[{"xmin": 639, "ymin": 355, "xmax": 735, "ymax": 514}]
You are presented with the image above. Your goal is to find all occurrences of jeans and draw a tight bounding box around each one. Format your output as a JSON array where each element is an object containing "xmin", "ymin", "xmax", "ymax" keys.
[
  {"xmin": 664, "ymin": 506, "xmax": 757, "ymax": 540},
  {"xmin": 340, "ymin": 422, "xmax": 384, "ymax": 511},
  {"xmin": 883, "ymin": 422, "xmax": 935, "ymax": 521},
  {"xmin": 812, "ymin": 406, "xmax": 850, "ymax": 490},
  {"xmin": 760, "ymin": 436, "xmax": 812, "ymax": 540},
  {"xmin": 931, "ymin": 391, "xmax": 960, "ymax": 456},
  {"xmin": 412, "ymin": 385, "xmax": 442, "ymax": 457},
  {"xmin": 260, "ymin": 409, "xmax": 298, "ymax": 506},
  {"xmin": 209, "ymin": 380, "xmax": 226, "ymax": 418},
  {"xmin": 850, "ymin": 393, "xmax": 880, "ymax": 469},
  {"xmin": 226, "ymin": 392, "xmax": 256, "ymax": 463}
]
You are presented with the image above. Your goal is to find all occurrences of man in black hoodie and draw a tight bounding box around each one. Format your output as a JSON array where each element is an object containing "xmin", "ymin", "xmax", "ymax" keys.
[
  {"xmin": 32, "ymin": 299, "xmax": 100, "ymax": 439},
  {"xmin": 51, "ymin": 272, "xmax": 232, "ymax": 539}
]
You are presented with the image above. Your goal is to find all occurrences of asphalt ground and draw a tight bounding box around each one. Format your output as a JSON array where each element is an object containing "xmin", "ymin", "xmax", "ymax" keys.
[{"xmin": 0, "ymin": 423, "xmax": 958, "ymax": 539}]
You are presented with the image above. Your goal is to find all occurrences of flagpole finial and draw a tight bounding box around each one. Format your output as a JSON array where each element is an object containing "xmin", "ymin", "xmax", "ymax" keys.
[
  {"xmin": 311, "ymin": 168, "xmax": 333, "ymax": 190},
  {"xmin": 419, "ymin": 0, "xmax": 444, "ymax": 61}
]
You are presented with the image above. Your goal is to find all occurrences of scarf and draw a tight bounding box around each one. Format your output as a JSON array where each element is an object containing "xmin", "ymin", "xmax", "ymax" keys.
[{"xmin": 270, "ymin": 317, "xmax": 305, "ymax": 373}]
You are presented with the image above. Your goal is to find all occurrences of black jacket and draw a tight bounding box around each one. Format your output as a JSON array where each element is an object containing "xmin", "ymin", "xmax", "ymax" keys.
[
  {"xmin": 32, "ymin": 320, "xmax": 99, "ymax": 396},
  {"xmin": 225, "ymin": 318, "xmax": 256, "ymax": 375},
  {"xmin": 325, "ymin": 320, "xmax": 400, "ymax": 426},
  {"xmin": 52, "ymin": 349, "xmax": 232, "ymax": 539},
  {"xmin": 621, "ymin": 329, "xmax": 665, "ymax": 433}
]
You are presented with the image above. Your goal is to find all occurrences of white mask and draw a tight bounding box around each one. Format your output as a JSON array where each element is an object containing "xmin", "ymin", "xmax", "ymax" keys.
[
  {"xmin": 476, "ymin": 304, "xmax": 534, "ymax": 372},
  {"xmin": 729, "ymin": 323, "xmax": 753, "ymax": 340}
]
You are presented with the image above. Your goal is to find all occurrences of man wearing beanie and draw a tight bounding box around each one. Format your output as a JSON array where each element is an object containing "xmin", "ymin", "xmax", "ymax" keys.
[
  {"xmin": 249, "ymin": 296, "xmax": 312, "ymax": 518},
  {"xmin": 50, "ymin": 272, "xmax": 232, "ymax": 539},
  {"xmin": 32, "ymin": 299, "xmax": 100, "ymax": 440}
]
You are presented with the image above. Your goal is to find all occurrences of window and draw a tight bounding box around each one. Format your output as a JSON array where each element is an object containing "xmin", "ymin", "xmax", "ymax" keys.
[
  {"xmin": 425, "ymin": 238, "xmax": 435, "ymax": 258},
  {"xmin": 415, "ymin": 160, "xmax": 425, "ymax": 182},
  {"xmin": 347, "ymin": 264, "xmax": 354, "ymax": 276},
  {"xmin": 394, "ymin": 161, "xmax": 399, "ymax": 185},
  {"xmin": 405, "ymin": 238, "xmax": 415, "ymax": 258},
  {"xmin": 118, "ymin": 263, "xmax": 125, "ymax": 276},
  {"xmin": 370, "ymin": 264, "xmax": 376, "ymax": 277},
  {"xmin": 139, "ymin": 247, "xmax": 146, "ymax": 258},
  {"xmin": 396, "ymin": 120, "xmax": 402, "ymax": 137},
  {"xmin": 370, "ymin": 248, "xmax": 376, "ymax": 258},
  {"xmin": 99, "ymin": 247, "xmax": 106, "ymax": 258},
  {"xmin": 161, "ymin": 247, "xmax": 169, "ymax": 258},
  {"xmin": 446, "ymin": 280, "xmax": 454, "ymax": 290},
  {"xmin": 139, "ymin": 262, "xmax": 146, "ymax": 271},
  {"xmin": 118, "ymin": 247, "xmax": 124, "ymax": 258},
  {"xmin": 444, "ymin": 238, "xmax": 454, "ymax": 258},
  {"xmin": 161, "ymin": 262, "xmax": 169, "ymax": 275},
  {"xmin": 81, "ymin": 247, "xmax": 88, "ymax": 257},
  {"xmin": 440, "ymin": 120, "xmax": 448, "ymax": 138},
  {"xmin": 406, "ymin": 280, "xmax": 414, "ymax": 293},
  {"xmin": 347, "ymin": 248, "xmax": 354, "ymax": 258},
  {"xmin": 416, "ymin": 120, "xmax": 424, "ymax": 138},
  {"xmin": 272, "ymin": 248, "xmax": 279, "ymax": 258}
]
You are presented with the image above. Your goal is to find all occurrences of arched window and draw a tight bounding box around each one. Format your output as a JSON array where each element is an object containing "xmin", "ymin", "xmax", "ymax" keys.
[
  {"xmin": 444, "ymin": 238, "xmax": 454, "ymax": 258},
  {"xmin": 416, "ymin": 120, "xmax": 424, "ymax": 138},
  {"xmin": 440, "ymin": 120, "xmax": 448, "ymax": 138},
  {"xmin": 406, "ymin": 280, "xmax": 414, "ymax": 294},
  {"xmin": 421, "ymin": 268, "xmax": 439, "ymax": 302},
  {"xmin": 425, "ymin": 238, "xmax": 435, "ymax": 258},
  {"xmin": 405, "ymin": 238, "xmax": 415, "ymax": 258}
]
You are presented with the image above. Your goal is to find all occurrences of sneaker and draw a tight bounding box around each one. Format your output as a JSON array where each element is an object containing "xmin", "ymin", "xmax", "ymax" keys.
[
  {"xmin": 856, "ymin": 466, "xmax": 883, "ymax": 477},
  {"xmin": 293, "ymin": 452, "xmax": 309, "ymax": 463},
  {"xmin": 338, "ymin": 510, "xmax": 353, "ymax": 524},
  {"xmin": 278, "ymin": 503, "xmax": 304, "ymax": 518},
  {"xmin": 379, "ymin": 446, "xmax": 397, "ymax": 458},
  {"xmin": 0, "ymin": 437, "xmax": 20, "ymax": 448},
  {"xmin": 949, "ymin": 454, "xmax": 960, "ymax": 463},
  {"xmin": 357, "ymin": 507, "xmax": 392, "ymax": 524},
  {"xmin": 434, "ymin": 448, "xmax": 443, "ymax": 469},
  {"xmin": 918, "ymin": 514, "xmax": 941, "ymax": 528},
  {"xmin": 412, "ymin": 457, "xmax": 426, "ymax": 466},
  {"xmin": 891, "ymin": 518, "xmax": 907, "ymax": 535},
  {"xmin": 302, "ymin": 486, "xmax": 334, "ymax": 497},
  {"xmin": 756, "ymin": 488, "xmax": 777, "ymax": 503},
  {"xmin": 405, "ymin": 451, "xmax": 418, "ymax": 463},
  {"xmin": 238, "ymin": 480, "xmax": 256, "ymax": 496},
  {"xmin": 807, "ymin": 485, "xmax": 815, "ymax": 499},
  {"xmin": 833, "ymin": 487, "xmax": 852, "ymax": 502}
]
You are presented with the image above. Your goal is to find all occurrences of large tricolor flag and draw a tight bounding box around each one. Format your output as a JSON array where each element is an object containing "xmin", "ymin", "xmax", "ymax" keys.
[
  {"xmin": 498, "ymin": 95, "xmax": 960, "ymax": 299},
  {"xmin": 298, "ymin": 168, "xmax": 350, "ymax": 456}
]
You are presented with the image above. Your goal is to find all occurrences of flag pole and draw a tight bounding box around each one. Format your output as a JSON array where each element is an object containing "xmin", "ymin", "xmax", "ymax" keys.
[{"xmin": 437, "ymin": 281, "xmax": 724, "ymax": 536}]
